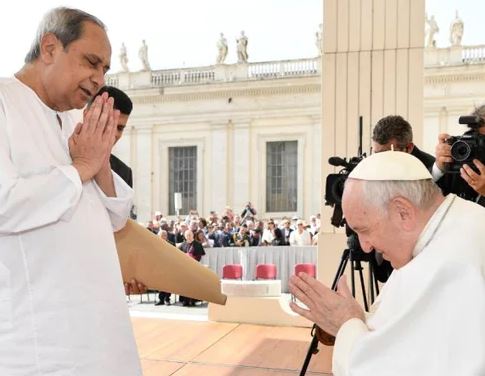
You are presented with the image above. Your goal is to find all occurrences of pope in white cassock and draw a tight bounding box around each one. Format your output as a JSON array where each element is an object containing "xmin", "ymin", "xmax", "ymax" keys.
[
  {"xmin": 0, "ymin": 7, "xmax": 141, "ymax": 375},
  {"xmin": 289, "ymin": 151, "xmax": 485, "ymax": 375}
]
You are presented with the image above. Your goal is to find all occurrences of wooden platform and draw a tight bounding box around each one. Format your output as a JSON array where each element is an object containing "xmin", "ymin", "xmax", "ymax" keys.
[{"xmin": 132, "ymin": 317, "xmax": 333, "ymax": 375}]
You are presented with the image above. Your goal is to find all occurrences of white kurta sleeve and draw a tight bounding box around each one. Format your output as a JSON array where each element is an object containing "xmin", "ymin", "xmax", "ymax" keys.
[
  {"xmin": 332, "ymin": 318, "xmax": 369, "ymax": 376},
  {"xmin": 0, "ymin": 111, "xmax": 82, "ymax": 234},
  {"xmin": 93, "ymin": 171, "xmax": 133, "ymax": 232}
]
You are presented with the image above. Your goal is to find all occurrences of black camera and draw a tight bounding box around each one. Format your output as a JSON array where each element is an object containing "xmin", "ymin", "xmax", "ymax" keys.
[
  {"xmin": 446, "ymin": 115, "xmax": 485, "ymax": 173},
  {"xmin": 324, "ymin": 156, "xmax": 363, "ymax": 206}
]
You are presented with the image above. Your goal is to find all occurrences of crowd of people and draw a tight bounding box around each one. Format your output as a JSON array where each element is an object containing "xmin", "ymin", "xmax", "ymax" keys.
[
  {"xmin": 145, "ymin": 202, "xmax": 320, "ymax": 249},
  {"xmin": 147, "ymin": 202, "xmax": 319, "ymax": 307}
]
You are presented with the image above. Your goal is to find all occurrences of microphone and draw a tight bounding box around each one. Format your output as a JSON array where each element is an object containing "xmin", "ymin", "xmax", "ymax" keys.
[{"xmin": 328, "ymin": 156, "xmax": 349, "ymax": 167}]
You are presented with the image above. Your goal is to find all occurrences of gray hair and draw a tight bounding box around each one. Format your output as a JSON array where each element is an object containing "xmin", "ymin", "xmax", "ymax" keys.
[
  {"xmin": 25, "ymin": 7, "xmax": 106, "ymax": 63},
  {"xmin": 350, "ymin": 178, "xmax": 441, "ymax": 212}
]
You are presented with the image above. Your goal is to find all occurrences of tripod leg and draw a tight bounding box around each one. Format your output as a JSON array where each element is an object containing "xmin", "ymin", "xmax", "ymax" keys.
[
  {"xmin": 350, "ymin": 259, "xmax": 356, "ymax": 297},
  {"xmin": 356, "ymin": 262, "xmax": 369, "ymax": 312},
  {"xmin": 299, "ymin": 331, "xmax": 319, "ymax": 376},
  {"xmin": 368, "ymin": 262, "xmax": 375, "ymax": 304},
  {"xmin": 331, "ymin": 249, "xmax": 350, "ymax": 289}
]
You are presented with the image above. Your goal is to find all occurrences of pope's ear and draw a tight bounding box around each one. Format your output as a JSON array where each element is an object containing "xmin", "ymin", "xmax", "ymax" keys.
[
  {"xmin": 39, "ymin": 33, "xmax": 60, "ymax": 64},
  {"xmin": 390, "ymin": 197, "xmax": 415, "ymax": 229}
]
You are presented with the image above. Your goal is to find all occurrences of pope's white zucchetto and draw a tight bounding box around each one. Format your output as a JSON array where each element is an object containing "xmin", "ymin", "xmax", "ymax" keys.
[{"xmin": 348, "ymin": 151, "xmax": 433, "ymax": 181}]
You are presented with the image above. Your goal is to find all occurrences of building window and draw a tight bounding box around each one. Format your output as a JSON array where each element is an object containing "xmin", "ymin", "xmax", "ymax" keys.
[
  {"xmin": 266, "ymin": 141, "xmax": 298, "ymax": 212},
  {"xmin": 169, "ymin": 146, "xmax": 197, "ymax": 215}
]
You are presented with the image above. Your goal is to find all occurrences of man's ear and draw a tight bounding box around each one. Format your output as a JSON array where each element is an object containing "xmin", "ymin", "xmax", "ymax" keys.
[
  {"xmin": 390, "ymin": 197, "xmax": 416, "ymax": 231},
  {"xmin": 39, "ymin": 33, "xmax": 60, "ymax": 64}
]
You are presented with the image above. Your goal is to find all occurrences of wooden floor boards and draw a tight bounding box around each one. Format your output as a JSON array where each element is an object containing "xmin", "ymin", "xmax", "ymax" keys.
[{"xmin": 132, "ymin": 318, "xmax": 333, "ymax": 375}]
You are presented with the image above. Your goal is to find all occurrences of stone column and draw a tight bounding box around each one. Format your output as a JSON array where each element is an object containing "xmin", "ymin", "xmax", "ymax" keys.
[
  {"xmin": 231, "ymin": 120, "xmax": 251, "ymax": 212},
  {"xmin": 133, "ymin": 124, "xmax": 153, "ymax": 222},
  {"xmin": 310, "ymin": 116, "xmax": 322, "ymax": 219},
  {"xmin": 209, "ymin": 121, "xmax": 229, "ymax": 213}
]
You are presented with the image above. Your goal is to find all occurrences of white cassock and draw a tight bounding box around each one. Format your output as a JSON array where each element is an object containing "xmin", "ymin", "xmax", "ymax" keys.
[
  {"xmin": 333, "ymin": 194, "xmax": 485, "ymax": 375},
  {"xmin": 0, "ymin": 78, "xmax": 141, "ymax": 375}
]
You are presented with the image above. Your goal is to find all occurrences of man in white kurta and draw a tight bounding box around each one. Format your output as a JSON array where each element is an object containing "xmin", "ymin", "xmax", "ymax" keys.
[
  {"xmin": 289, "ymin": 151, "xmax": 485, "ymax": 375},
  {"xmin": 0, "ymin": 8, "xmax": 141, "ymax": 376}
]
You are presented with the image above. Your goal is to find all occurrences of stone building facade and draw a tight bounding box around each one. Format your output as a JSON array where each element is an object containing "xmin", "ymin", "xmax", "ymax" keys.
[{"xmin": 107, "ymin": 45, "xmax": 485, "ymax": 222}]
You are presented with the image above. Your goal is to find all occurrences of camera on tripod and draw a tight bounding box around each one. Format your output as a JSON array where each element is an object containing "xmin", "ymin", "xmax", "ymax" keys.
[
  {"xmin": 446, "ymin": 115, "xmax": 485, "ymax": 173},
  {"xmin": 324, "ymin": 156, "xmax": 363, "ymax": 207},
  {"xmin": 323, "ymin": 154, "xmax": 375, "ymax": 263}
]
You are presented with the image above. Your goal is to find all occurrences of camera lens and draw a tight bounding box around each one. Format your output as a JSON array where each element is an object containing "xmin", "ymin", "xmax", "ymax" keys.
[{"xmin": 450, "ymin": 140, "xmax": 471, "ymax": 162}]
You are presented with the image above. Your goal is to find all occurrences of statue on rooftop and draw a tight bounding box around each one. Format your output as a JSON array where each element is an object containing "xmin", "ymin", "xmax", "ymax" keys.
[
  {"xmin": 119, "ymin": 42, "xmax": 129, "ymax": 72},
  {"xmin": 236, "ymin": 31, "xmax": 248, "ymax": 63},
  {"xmin": 425, "ymin": 14, "xmax": 439, "ymax": 48},
  {"xmin": 449, "ymin": 10, "xmax": 464, "ymax": 47},
  {"xmin": 138, "ymin": 39, "xmax": 151, "ymax": 71},
  {"xmin": 216, "ymin": 33, "xmax": 228, "ymax": 64},
  {"xmin": 315, "ymin": 23, "xmax": 323, "ymax": 55}
]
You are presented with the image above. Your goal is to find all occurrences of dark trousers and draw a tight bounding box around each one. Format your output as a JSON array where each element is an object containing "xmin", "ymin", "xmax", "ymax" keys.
[
  {"xmin": 158, "ymin": 291, "xmax": 171, "ymax": 302},
  {"xmin": 179, "ymin": 296, "xmax": 198, "ymax": 306}
]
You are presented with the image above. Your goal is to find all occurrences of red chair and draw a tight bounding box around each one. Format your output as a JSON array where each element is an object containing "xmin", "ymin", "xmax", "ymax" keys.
[
  {"xmin": 222, "ymin": 264, "xmax": 243, "ymax": 279},
  {"xmin": 294, "ymin": 263, "xmax": 316, "ymax": 278},
  {"xmin": 255, "ymin": 264, "xmax": 277, "ymax": 280}
]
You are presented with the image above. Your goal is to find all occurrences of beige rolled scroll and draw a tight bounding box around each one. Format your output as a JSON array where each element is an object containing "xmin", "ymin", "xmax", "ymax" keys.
[{"xmin": 114, "ymin": 219, "xmax": 227, "ymax": 305}]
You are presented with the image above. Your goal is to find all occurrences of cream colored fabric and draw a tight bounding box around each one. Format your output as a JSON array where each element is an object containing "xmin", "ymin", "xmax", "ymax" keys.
[
  {"xmin": 0, "ymin": 78, "xmax": 141, "ymax": 375},
  {"xmin": 332, "ymin": 318, "xmax": 369, "ymax": 376},
  {"xmin": 115, "ymin": 219, "xmax": 227, "ymax": 305},
  {"xmin": 332, "ymin": 195, "xmax": 485, "ymax": 375},
  {"xmin": 349, "ymin": 151, "xmax": 432, "ymax": 181}
]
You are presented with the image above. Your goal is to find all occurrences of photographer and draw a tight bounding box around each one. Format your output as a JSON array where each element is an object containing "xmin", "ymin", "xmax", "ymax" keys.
[
  {"xmin": 240, "ymin": 201, "xmax": 257, "ymax": 223},
  {"xmin": 433, "ymin": 105, "xmax": 485, "ymax": 206},
  {"xmin": 372, "ymin": 115, "xmax": 435, "ymax": 170},
  {"xmin": 371, "ymin": 115, "xmax": 435, "ymax": 281}
]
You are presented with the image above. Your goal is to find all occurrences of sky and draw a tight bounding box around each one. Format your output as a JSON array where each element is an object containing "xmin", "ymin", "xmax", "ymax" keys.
[{"xmin": 0, "ymin": 0, "xmax": 482, "ymax": 76}]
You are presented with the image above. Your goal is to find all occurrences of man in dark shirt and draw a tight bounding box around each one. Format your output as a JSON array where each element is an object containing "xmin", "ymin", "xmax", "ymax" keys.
[
  {"xmin": 372, "ymin": 115, "xmax": 435, "ymax": 170},
  {"xmin": 178, "ymin": 230, "xmax": 205, "ymax": 306},
  {"xmin": 370, "ymin": 115, "xmax": 436, "ymax": 282}
]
